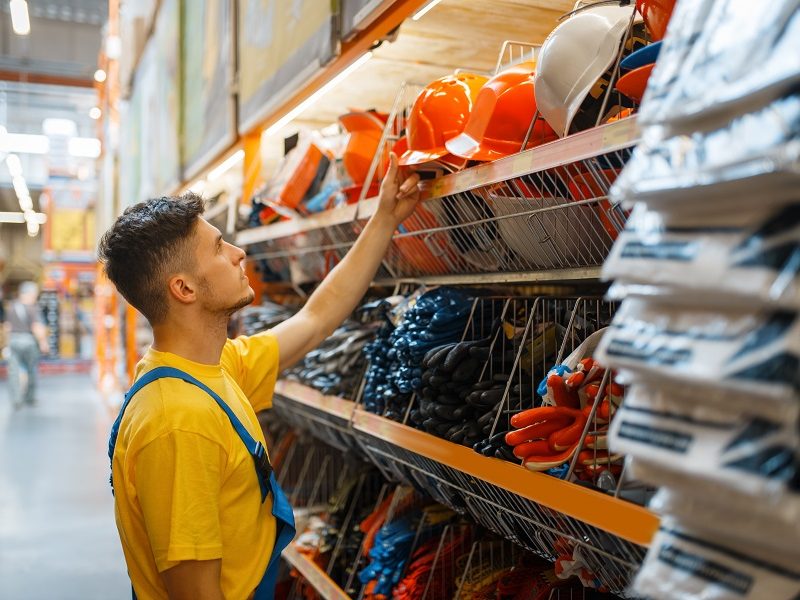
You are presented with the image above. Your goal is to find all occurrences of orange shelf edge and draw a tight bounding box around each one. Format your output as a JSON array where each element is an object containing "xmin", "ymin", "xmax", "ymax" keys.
[
  {"xmin": 351, "ymin": 409, "xmax": 659, "ymax": 548},
  {"xmin": 282, "ymin": 545, "xmax": 351, "ymax": 600},
  {"xmin": 273, "ymin": 380, "xmax": 659, "ymax": 548},
  {"xmin": 275, "ymin": 380, "xmax": 356, "ymax": 420}
]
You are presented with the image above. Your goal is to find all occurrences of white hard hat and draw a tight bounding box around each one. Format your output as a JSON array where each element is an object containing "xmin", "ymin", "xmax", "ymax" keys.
[{"xmin": 534, "ymin": 4, "xmax": 636, "ymax": 137}]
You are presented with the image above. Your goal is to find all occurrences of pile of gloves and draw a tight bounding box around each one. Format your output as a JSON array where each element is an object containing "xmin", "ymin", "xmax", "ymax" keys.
[
  {"xmin": 504, "ymin": 356, "xmax": 623, "ymax": 478},
  {"xmin": 286, "ymin": 320, "xmax": 379, "ymax": 397},
  {"xmin": 411, "ymin": 337, "xmax": 528, "ymax": 457},
  {"xmin": 362, "ymin": 288, "xmax": 476, "ymax": 420}
]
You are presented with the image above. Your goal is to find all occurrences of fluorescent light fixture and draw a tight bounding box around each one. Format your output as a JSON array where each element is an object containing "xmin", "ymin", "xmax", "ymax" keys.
[
  {"xmin": 43, "ymin": 118, "xmax": 78, "ymax": 137},
  {"xmin": 68, "ymin": 137, "xmax": 101, "ymax": 158},
  {"xmin": 12, "ymin": 175, "xmax": 29, "ymax": 199},
  {"xmin": 26, "ymin": 218, "xmax": 39, "ymax": 237},
  {"xmin": 412, "ymin": 0, "xmax": 443, "ymax": 21},
  {"xmin": 0, "ymin": 212, "xmax": 46, "ymax": 225},
  {"xmin": 10, "ymin": 0, "xmax": 30, "ymax": 35},
  {"xmin": 5, "ymin": 153, "xmax": 23, "ymax": 177},
  {"xmin": 89, "ymin": 107, "xmax": 102, "ymax": 120},
  {"xmin": 94, "ymin": 69, "xmax": 107, "ymax": 83},
  {"xmin": 207, "ymin": 149, "xmax": 244, "ymax": 181},
  {"xmin": 264, "ymin": 52, "xmax": 374, "ymax": 137},
  {"xmin": 1, "ymin": 133, "xmax": 49, "ymax": 155}
]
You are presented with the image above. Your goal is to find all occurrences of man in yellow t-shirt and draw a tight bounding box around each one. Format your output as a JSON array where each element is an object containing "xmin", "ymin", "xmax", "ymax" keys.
[{"xmin": 98, "ymin": 155, "xmax": 420, "ymax": 600}]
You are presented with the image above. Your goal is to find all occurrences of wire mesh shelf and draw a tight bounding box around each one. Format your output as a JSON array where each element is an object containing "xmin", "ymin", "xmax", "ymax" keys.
[
  {"xmin": 237, "ymin": 116, "xmax": 639, "ymax": 285},
  {"xmin": 272, "ymin": 381, "xmax": 360, "ymax": 454},
  {"xmin": 351, "ymin": 417, "xmax": 647, "ymax": 598}
]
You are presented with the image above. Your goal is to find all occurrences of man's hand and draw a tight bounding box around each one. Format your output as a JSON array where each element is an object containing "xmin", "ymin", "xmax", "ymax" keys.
[{"xmin": 375, "ymin": 153, "xmax": 421, "ymax": 227}]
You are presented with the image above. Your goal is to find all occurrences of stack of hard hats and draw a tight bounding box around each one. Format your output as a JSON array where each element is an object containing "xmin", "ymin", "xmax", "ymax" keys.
[
  {"xmin": 534, "ymin": 2, "xmax": 650, "ymax": 138},
  {"xmin": 338, "ymin": 109, "xmax": 388, "ymax": 203}
]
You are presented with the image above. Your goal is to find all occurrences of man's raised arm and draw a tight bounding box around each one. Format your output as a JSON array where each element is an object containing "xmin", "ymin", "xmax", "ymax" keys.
[{"xmin": 271, "ymin": 154, "xmax": 420, "ymax": 370}]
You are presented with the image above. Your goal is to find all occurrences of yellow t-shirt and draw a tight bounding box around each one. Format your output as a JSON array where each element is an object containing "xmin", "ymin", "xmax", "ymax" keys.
[{"xmin": 112, "ymin": 331, "xmax": 280, "ymax": 600}]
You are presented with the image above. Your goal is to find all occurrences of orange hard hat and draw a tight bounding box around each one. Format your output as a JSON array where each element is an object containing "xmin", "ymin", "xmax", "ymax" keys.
[
  {"xmin": 399, "ymin": 72, "xmax": 488, "ymax": 167},
  {"xmin": 446, "ymin": 62, "xmax": 558, "ymax": 161},
  {"xmin": 339, "ymin": 110, "xmax": 388, "ymax": 185},
  {"xmin": 635, "ymin": 0, "xmax": 676, "ymax": 41}
]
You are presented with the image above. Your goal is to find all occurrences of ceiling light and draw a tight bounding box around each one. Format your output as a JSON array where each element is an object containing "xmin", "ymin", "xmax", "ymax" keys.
[
  {"xmin": 0, "ymin": 133, "xmax": 49, "ymax": 155},
  {"xmin": 264, "ymin": 52, "xmax": 373, "ymax": 137},
  {"xmin": 12, "ymin": 175, "xmax": 29, "ymax": 199},
  {"xmin": 412, "ymin": 0, "xmax": 443, "ymax": 21},
  {"xmin": 68, "ymin": 137, "xmax": 101, "ymax": 158},
  {"xmin": 10, "ymin": 0, "xmax": 31, "ymax": 35},
  {"xmin": 207, "ymin": 150, "xmax": 244, "ymax": 181},
  {"xmin": 0, "ymin": 211, "xmax": 44, "ymax": 224},
  {"xmin": 94, "ymin": 69, "xmax": 107, "ymax": 83},
  {"xmin": 26, "ymin": 218, "xmax": 39, "ymax": 237},
  {"xmin": 89, "ymin": 107, "xmax": 102, "ymax": 120},
  {"xmin": 43, "ymin": 118, "xmax": 78, "ymax": 137},
  {"xmin": 188, "ymin": 180, "xmax": 206, "ymax": 194},
  {"xmin": 5, "ymin": 153, "xmax": 23, "ymax": 177}
]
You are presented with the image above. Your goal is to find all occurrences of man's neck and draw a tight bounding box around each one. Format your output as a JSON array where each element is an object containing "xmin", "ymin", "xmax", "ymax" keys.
[{"xmin": 151, "ymin": 312, "xmax": 228, "ymax": 365}]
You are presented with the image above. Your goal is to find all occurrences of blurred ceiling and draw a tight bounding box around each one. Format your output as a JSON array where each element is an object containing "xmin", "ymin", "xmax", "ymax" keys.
[{"xmin": 0, "ymin": 1, "xmax": 106, "ymax": 85}]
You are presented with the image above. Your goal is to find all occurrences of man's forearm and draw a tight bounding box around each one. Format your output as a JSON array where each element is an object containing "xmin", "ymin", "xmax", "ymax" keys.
[{"xmin": 300, "ymin": 212, "xmax": 395, "ymax": 338}]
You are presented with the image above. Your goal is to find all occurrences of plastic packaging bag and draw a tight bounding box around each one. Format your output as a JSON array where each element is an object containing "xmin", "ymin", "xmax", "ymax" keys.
[
  {"xmin": 603, "ymin": 203, "xmax": 800, "ymax": 310},
  {"xmin": 633, "ymin": 517, "xmax": 800, "ymax": 600},
  {"xmin": 639, "ymin": 0, "xmax": 800, "ymax": 133},
  {"xmin": 609, "ymin": 384, "xmax": 799, "ymax": 499},
  {"xmin": 595, "ymin": 297, "xmax": 800, "ymax": 406},
  {"xmin": 629, "ymin": 456, "xmax": 800, "ymax": 544},
  {"xmin": 611, "ymin": 93, "xmax": 800, "ymax": 209},
  {"xmin": 651, "ymin": 488, "xmax": 798, "ymax": 556}
]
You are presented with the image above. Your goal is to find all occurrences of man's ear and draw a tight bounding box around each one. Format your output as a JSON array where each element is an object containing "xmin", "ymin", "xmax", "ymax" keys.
[{"xmin": 167, "ymin": 273, "xmax": 197, "ymax": 306}]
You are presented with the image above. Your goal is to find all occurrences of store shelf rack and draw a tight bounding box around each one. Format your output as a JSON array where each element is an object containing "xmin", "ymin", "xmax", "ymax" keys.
[
  {"xmin": 272, "ymin": 380, "xmax": 359, "ymax": 453},
  {"xmin": 237, "ymin": 117, "xmax": 639, "ymax": 285},
  {"xmin": 272, "ymin": 380, "xmax": 658, "ymax": 597}
]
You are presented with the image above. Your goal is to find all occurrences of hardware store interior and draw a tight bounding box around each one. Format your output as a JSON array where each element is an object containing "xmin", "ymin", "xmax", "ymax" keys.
[{"xmin": 1, "ymin": 0, "xmax": 798, "ymax": 599}]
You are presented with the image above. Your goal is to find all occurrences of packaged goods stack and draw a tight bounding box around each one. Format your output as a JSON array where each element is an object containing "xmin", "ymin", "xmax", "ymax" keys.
[{"xmin": 594, "ymin": 1, "xmax": 800, "ymax": 598}]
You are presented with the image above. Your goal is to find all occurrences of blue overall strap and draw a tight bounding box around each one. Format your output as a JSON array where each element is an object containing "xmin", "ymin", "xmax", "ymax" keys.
[
  {"xmin": 109, "ymin": 365, "xmax": 296, "ymax": 600},
  {"xmin": 108, "ymin": 366, "xmax": 271, "ymax": 501},
  {"xmin": 253, "ymin": 470, "xmax": 296, "ymax": 600}
]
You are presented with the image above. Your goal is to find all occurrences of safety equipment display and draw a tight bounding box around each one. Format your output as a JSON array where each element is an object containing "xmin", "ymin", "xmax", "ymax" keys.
[
  {"xmin": 445, "ymin": 61, "xmax": 557, "ymax": 162},
  {"xmin": 399, "ymin": 72, "xmax": 488, "ymax": 167},
  {"xmin": 339, "ymin": 110, "xmax": 388, "ymax": 185},
  {"xmin": 534, "ymin": 4, "xmax": 640, "ymax": 137},
  {"xmin": 635, "ymin": 0, "xmax": 676, "ymax": 41}
]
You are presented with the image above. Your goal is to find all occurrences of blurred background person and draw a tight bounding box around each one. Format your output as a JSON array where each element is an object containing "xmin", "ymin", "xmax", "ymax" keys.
[{"xmin": 3, "ymin": 282, "xmax": 50, "ymax": 409}]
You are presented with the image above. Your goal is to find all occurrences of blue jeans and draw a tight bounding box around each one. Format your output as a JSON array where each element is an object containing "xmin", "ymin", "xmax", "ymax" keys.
[{"xmin": 8, "ymin": 333, "xmax": 40, "ymax": 407}]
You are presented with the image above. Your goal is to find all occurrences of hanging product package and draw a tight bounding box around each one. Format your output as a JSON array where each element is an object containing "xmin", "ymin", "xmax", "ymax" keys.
[
  {"xmin": 650, "ymin": 487, "xmax": 798, "ymax": 556},
  {"xmin": 603, "ymin": 202, "xmax": 800, "ymax": 310},
  {"xmin": 632, "ymin": 519, "xmax": 800, "ymax": 600},
  {"xmin": 628, "ymin": 455, "xmax": 800, "ymax": 545},
  {"xmin": 595, "ymin": 297, "xmax": 800, "ymax": 407},
  {"xmin": 610, "ymin": 92, "xmax": 800, "ymax": 209},
  {"xmin": 608, "ymin": 383, "xmax": 799, "ymax": 502},
  {"xmin": 638, "ymin": 0, "xmax": 800, "ymax": 133}
]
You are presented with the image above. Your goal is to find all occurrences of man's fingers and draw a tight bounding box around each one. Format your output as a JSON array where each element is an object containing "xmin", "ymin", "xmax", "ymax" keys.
[
  {"xmin": 398, "ymin": 173, "xmax": 420, "ymax": 195},
  {"xmin": 386, "ymin": 152, "xmax": 399, "ymax": 182}
]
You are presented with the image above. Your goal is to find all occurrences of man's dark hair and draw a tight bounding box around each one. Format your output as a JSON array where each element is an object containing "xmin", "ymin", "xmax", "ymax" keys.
[{"xmin": 98, "ymin": 193, "xmax": 205, "ymax": 324}]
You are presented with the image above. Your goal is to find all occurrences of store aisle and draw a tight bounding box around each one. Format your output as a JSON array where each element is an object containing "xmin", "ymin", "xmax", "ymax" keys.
[{"xmin": 0, "ymin": 373, "xmax": 128, "ymax": 599}]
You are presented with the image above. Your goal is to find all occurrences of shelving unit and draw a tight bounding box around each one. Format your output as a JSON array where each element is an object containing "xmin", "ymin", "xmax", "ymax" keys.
[
  {"xmin": 237, "ymin": 117, "xmax": 639, "ymax": 287},
  {"xmin": 274, "ymin": 380, "xmax": 659, "ymax": 597}
]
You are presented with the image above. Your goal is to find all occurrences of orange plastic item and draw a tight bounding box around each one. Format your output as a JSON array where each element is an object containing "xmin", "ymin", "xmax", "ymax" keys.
[
  {"xmin": 339, "ymin": 110, "xmax": 388, "ymax": 185},
  {"xmin": 399, "ymin": 72, "xmax": 488, "ymax": 167},
  {"xmin": 567, "ymin": 168, "xmax": 625, "ymax": 240},
  {"xmin": 394, "ymin": 203, "xmax": 453, "ymax": 274},
  {"xmin": 615, "ymin": 62, "xmax": 655, "ymax": 103},
  {"xmin": 446, "ymin": 62, "xmax": 558, "ymax": 161},
  {"xmin": 635, "ymin": 0, "xmax": 676, "ymax": 41},
  {"xmin": 267, "ymin": 140, "xmax": 329, "ymax": 211}
]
